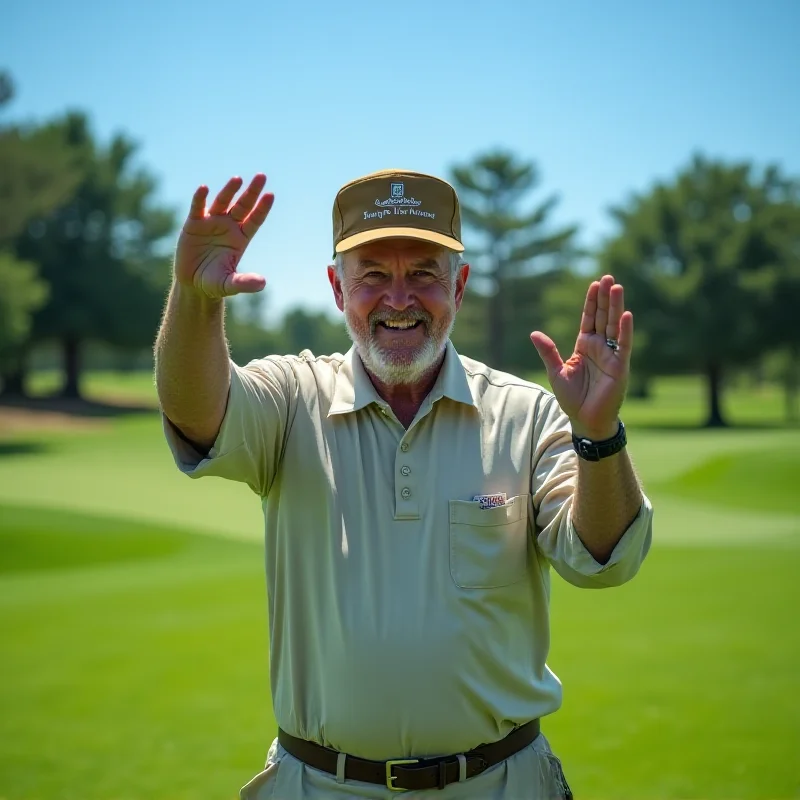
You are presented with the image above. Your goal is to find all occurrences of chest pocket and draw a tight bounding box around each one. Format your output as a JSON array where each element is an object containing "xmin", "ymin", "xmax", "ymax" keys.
[{"xmin": 449, "ymin": 495, "xmax": 530, "ymax": 589}]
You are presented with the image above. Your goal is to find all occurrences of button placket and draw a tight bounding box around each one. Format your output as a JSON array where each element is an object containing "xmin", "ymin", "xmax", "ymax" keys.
[{"xmin": 394, "ymin": 438, "xmax": 419, "ymax": 519}]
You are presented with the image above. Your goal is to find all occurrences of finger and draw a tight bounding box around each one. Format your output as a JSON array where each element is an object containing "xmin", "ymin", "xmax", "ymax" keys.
[
  {"xmin": 188, "ymin": 185, "xmax": 209, "ymax": 220},
  {"xmin": 208, "ymin": 176, "xmax": 244, "ymax": 216},
  {"xmin": 241, "ymin": 192, "xmax": 275, "ymax": 239},
  {"xmin": 230, "ymin": 173, "xmax": 267, "ymax": 222},
  {"xmin": 224, "ymin": 271, "xmax": 267, "ymax": 296},
  {"xmin": 579, "ymin": 281, "xmax": 600, "ymax": 334},
  {"xmin": 530, "ymin": 331, "xmax": 564, "ymax": 379},
  {"xmin": 605, "ymin": 284, "xmax": 624, "ymax": 340},
  {"xmin": 594, "ymin": 275, "xmax": 614, "ymax": 336},
  {"xmin": 617, "ymin": 311, "xmax": 634, "ymax": 363}
]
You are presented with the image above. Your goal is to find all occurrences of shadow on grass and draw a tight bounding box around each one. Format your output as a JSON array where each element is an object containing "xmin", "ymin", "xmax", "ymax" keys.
[
  {"xmin": 0, "ymin": 395, "xmax": 155, "ymax": 418},
  {"xmin": 0, "ymin": 502, "xmax": 261, "ymax": 576},
  {"xmin": 0, "ymin": 503, "xmax": 192, "ymax": 574},
  {"xmin": 631, "ymin": 420, "xmax": 799, "ymax": 432},
  {"xmin": 0, "ymin": 441, "xmax": 52, "ymax": 458}
]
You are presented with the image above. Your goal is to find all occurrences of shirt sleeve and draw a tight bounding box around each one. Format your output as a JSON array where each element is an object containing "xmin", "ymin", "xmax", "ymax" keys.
[
  {"xmin": 530, "ymin": 394, "xmax": 653, "ymax": 589},
  {"xmin": 162, "ymin": 356, "xmax": 298, "ymax": 497}
]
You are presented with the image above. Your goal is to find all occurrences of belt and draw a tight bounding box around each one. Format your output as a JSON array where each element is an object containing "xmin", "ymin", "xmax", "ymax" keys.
[{"xmin": 277, "ymin": 719, "xmax": 540, "ymax": 792}]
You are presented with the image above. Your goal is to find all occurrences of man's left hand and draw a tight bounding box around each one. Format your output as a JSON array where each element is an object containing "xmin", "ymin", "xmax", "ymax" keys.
[{"xmin": 530, "ymin": 274, "xmax": 632, "ymax": 441}]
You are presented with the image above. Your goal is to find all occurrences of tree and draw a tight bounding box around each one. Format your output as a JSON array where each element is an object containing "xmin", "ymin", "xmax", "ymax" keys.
[
  {"xmin": 12, "ymin": 111, "xmax": 175, "ymax": 398},
  {"xmin": 0, "ymin": 71, "xmax": 13, "ymax": 106},
  {"xmin": 0, "ymin": 253, "xmax": 48, "ymax": 377},
  {"xmin": 281, "ymin": 307, "xmax": 350, "ymax": 356},
  {"xmin": 450, "ymin": 151, "xmax": 577, "ymax": 371},
  {"xmin": 0, "ymin": 72, "xmax": 83, "ymax": 395},
  {"xmin": 0, "ymin": 120, "xmax": 82, "ymax": 245},
  {"xmin": 450, "ymin": 287, "xmax": 489, "ymax": 362},
  {"xmin": 600, "ymin": 154, "xmax": 797, "ymax": 427},
  {"xmin": 758, "ymin": 198, "xmax": 800, "ymax": 420}
]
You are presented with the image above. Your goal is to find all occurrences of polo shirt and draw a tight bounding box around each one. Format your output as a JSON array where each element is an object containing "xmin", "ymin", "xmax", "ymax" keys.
[{"xmin": 164, "ymin": 340, "xmax": 653, "ymax": 761}]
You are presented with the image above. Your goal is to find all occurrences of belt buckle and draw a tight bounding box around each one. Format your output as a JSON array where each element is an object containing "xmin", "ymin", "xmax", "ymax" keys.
[{"xmin": 385, "ymin": 758, "xmax": 418, "ymax": 791}]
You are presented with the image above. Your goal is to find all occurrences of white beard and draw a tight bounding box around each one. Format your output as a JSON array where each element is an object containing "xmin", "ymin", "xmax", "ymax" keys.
[{"xmin": 344, "ymin": 306, "xmax": 455, "ymax": 386}]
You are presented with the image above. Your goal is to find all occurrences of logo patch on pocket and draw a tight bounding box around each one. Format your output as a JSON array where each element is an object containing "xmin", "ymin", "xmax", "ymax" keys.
[{"xmin": 473, "ymin": 493, "xmax": 507, "ymax": 509}]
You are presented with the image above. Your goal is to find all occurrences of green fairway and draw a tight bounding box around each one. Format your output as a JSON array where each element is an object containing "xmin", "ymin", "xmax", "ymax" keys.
[
  {"xmin": 1, "ymin": 371, "xmax": 798, "ymax": 798},
  {"xmin": 0, "ymin": 505, "xmax": 272, "ymax": 800}
]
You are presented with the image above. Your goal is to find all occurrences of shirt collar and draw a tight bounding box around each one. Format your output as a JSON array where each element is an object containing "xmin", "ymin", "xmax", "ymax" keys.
[{"xmin": 328, "ymin": 340, "xmax": 478, "ymax": 417}]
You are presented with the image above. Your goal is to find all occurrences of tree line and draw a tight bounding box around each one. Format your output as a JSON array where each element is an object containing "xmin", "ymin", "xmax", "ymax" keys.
[{"xmin": 2, "ymin": 71, "xmax": 798, "ymax": 426}]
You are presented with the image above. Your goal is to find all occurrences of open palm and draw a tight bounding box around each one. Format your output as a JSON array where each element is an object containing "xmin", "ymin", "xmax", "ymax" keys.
[
  {"xmin": 175, "ymin": 174, "xmax": 274, "ymax": 298},
  {"xmin": 531, "ymin": 275, "xmax": 633, "ymax": 440}
]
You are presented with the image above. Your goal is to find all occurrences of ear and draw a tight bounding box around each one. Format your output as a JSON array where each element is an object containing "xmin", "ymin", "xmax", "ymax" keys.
[
  {"xmin": 327, "ymin": 264, "xmax": 345, "ymax": 312},
  {"xmin": 453, "ymin": 262, "xmax": 470, "ymax": 311}
]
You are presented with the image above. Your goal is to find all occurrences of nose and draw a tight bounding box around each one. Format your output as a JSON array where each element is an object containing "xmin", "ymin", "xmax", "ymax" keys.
[{"xmin": 383, "ymin": 273, "xmax": 414, "ymax": 310}]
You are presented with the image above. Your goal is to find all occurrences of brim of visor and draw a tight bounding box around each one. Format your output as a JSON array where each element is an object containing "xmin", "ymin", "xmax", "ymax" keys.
[{"xmin": 334, "ymin": 227, "xmax": 465, "ymax": 256}]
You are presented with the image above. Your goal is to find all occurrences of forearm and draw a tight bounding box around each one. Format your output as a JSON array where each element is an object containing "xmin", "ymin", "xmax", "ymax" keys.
[
  {"xmin": 571, "ymin": 447, "xmax": 643, "ymax": 565},
  {"xmin": 154, "ymin": 282, "xmax": 231, "ymax": 450}
]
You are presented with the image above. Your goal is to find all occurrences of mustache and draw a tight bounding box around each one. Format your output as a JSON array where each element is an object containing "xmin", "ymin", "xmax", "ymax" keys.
[{"xmin": 369, "ymin": 308, "xmax": 432, "ymax": 332}]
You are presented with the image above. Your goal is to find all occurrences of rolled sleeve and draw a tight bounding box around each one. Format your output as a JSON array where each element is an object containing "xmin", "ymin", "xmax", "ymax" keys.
[
  {"xmin": 530, "ymin": 395, "xmax": 653, "ymax": 589},
  {"xmin": 543, "ymin": 495, "xmax": 653, "ymax": 588},
  {"xmin": 162, "ymin": 356, "xmax": 297, "ymax": 496}
]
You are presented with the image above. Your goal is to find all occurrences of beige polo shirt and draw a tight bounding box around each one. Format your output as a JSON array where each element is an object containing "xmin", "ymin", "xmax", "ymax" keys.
[{"xmin": 164, "ymin": 341, "xmax": 653, "ymax": 761}]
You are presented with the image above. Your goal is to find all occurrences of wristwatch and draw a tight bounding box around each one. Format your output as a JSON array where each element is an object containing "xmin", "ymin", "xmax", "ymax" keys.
[{"xmin": 572, "ymin": 421, "xmax": 627, "ymax": 462}]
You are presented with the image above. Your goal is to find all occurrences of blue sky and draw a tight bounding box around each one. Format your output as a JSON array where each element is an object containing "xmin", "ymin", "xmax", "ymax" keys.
[{"xmin": 4, "ymin": 0, "xmax": 799, "ymax": 318}]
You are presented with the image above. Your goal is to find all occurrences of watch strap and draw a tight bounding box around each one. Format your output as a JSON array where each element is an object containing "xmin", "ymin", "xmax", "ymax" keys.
[{"xmin": 572, "ymin": 421, "xmax": 627, "ymax": 462}]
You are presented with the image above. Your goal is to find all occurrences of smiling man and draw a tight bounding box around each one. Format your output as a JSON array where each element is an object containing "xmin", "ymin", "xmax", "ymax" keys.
[{"xmin": 155, "ymin": 169, "xmax": 653, "ymax": 799}]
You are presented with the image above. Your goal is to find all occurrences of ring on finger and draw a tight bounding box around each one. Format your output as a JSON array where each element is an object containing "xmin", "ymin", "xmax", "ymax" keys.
[{"xmin": 605, "ymin": 337, "xmax": 620, "ymax": 351}]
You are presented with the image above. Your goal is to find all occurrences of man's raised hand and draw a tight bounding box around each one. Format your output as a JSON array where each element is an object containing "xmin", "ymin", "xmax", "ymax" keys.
[
  {"xmin": 174, "ymin": 174, "xmax": 274, "ymax": 298},
  {"xmin": 530, "ymin": 275, "xmax": 633, "ymax": 441}
]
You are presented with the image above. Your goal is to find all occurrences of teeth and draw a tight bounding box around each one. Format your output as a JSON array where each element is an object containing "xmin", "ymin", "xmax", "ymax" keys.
[{"xmin": 383, "ymin": 321, "xmax": 417, "ymax": 329}]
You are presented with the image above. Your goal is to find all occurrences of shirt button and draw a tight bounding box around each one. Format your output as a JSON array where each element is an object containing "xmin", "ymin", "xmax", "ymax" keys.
[
  {"xmin": 400, "ymin": 442, "xmax": 409, "ymax": 452},
  {"xmin": 401, "ymin": 487, "xmax": 411, "ymax": 499},
  {"xmin": 400, "ymin": 466, "xmax": 411, "ymax": 476}
]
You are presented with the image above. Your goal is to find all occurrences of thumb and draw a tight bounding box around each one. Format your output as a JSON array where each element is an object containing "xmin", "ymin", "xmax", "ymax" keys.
[
  {"xmin": 225, "ymin": 272, "xmax": 267, "ymax": 295},
  {"xmin": 530, "ymin": 331, "xmax": 563, "ymax": 379}
]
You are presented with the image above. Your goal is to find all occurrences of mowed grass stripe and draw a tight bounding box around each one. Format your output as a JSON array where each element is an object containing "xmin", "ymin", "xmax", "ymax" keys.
[{"xmin": 655, "ymin": 448, "xmax": 800, "ymax": 515}]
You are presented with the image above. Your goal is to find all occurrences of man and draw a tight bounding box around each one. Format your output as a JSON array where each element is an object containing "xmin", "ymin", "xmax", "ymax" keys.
[{"xmin": 155, "ymin": 169, "xmax": 653, "ymax": 799}]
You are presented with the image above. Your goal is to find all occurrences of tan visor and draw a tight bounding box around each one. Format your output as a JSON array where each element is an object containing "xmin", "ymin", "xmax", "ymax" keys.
[{"xmin": 332, "ymin": 169, "xmax": 464, "ymax": 257}]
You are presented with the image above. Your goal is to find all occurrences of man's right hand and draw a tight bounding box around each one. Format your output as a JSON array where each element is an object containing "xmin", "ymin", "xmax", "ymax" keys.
[{"xmin": 175, "ymin": 174, "xmax": 274, "ymax": 298}]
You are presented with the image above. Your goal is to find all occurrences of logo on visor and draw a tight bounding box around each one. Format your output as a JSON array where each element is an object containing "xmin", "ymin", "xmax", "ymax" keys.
[{"xmin": 365, "ymin": 180, "xmax": 434, "ymax": 220}]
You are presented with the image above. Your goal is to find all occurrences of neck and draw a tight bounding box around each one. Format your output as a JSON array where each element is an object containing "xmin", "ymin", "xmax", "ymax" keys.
[{"xmin": 360, "ymin": 350, "xmax": 447, "ymax": 427}]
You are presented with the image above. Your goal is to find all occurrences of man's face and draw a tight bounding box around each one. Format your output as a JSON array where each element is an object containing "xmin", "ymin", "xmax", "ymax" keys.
[{"xmin": 328, "ymin": 239, "xmax": 469, "ymax": 386}]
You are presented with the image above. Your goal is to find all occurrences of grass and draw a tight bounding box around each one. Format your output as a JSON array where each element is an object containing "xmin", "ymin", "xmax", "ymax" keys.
[
  {"xmin": 656, "ymin": 448, "xmax": 800, "ymax": 515},
  {"xmin": 28, "ymin": 369, "xmax": 159, "ymax": 405},
  {"xmin": 0, "ymin": 506, "xmax": 271, "ymax": 800},
  {"xmin": 1, "ymin": 370, "xmax": 798, "ymax": 798},
  {"xmin": 548, "ymin": 546, "xmax": 800, "ymax": 799}
]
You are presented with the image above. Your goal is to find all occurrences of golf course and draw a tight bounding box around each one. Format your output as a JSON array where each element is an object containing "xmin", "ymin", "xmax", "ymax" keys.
[{"xmin": 1, "ymin": 370, "xmax": 798, "ymax": 800}]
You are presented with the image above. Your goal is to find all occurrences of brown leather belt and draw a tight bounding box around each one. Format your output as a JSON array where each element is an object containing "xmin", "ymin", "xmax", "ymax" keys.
[{"xmin": 277, "ymin": 719, "xmax": 540, "ymax": 792}]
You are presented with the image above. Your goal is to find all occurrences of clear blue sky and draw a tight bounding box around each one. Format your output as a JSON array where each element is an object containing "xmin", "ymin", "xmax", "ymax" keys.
[{"xmin": 4, "ymin": 0, "xmax": 799, "ymax": 318}]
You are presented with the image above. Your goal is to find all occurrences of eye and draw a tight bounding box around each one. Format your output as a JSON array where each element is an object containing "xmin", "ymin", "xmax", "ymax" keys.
[{"xmin": 413, "ymin": 270, "xmax": 435, "ymax": 278}]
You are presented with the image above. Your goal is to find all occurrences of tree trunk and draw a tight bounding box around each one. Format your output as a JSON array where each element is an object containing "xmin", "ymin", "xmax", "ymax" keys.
[
  {"xmin": 704, "ymin": 362, "xmax": 727, "ymax": 427},
  {"xmin": 61, "ymin": 336, "xmax": 82, "ymax": 399},
  {"xmin": 0, "ymin": 350, "xmax": 29, "ymax": 397},
  {"xmin": 628, "ymin": 374, "xmax": 651, "ymax": 400},
  {"xmin": 785, "ymin": 344, "xmax": 799, "ymax": 423}
]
